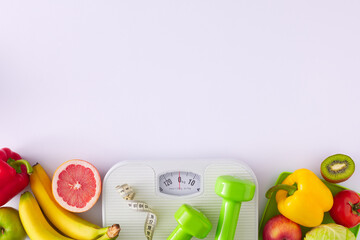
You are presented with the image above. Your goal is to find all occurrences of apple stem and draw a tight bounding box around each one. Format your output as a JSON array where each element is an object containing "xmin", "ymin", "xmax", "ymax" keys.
[
  {"xmin": 265, "ymin": 184, "xmax": 297, "ymax": 199},
  {"xmin": 1, "ymin": 227, "xmax": 4, "ymax": 235}
]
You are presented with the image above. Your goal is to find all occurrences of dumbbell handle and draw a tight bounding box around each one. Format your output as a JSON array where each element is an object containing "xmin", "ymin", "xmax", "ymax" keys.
[
  {"xmin": 215, "ymin": 200, "xmax": 241, "ymax": 240},
  {"xmin": 167, "ymin": 225, "xmax": 193, "ymax": 240}
]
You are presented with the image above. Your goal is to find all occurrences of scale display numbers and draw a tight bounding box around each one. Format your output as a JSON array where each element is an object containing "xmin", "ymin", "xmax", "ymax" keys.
[{"xmin": 158, "ymin": 171, "xmax": 201, "ymax": 196}]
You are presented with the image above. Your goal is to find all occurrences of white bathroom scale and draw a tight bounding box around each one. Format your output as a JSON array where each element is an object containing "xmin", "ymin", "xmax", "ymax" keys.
[{"xmin": 102, "ymin": 159, "xmax": 258, "ymax": 239}]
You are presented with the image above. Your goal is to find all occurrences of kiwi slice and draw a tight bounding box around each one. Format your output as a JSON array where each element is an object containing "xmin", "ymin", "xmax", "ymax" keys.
[{"xmin": 321, "ymin": 154, "xmax": 355, "ymax": 183}]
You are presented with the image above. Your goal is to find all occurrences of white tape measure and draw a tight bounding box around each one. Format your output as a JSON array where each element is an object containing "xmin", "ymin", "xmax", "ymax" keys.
[{"xmin": 116, "ymin": 184, "xmax": 157, "ymax": 240}]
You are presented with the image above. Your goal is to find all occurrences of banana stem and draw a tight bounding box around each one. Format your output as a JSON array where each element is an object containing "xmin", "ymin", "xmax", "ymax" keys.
[{"xmin": 96, "ymin": 224, "xmax": 121, "ymax": 240}]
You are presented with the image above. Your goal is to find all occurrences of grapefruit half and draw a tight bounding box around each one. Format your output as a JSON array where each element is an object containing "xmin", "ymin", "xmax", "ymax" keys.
[{"xmin": 52, "ymin": 159, "xmax": 101, "ymax": 212}]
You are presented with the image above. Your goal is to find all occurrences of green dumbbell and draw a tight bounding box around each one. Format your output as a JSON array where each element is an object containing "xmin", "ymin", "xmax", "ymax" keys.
[
  {"xmin": 167, "ymin": 204, "xmax": 212, "ymax": 240},
  {"xmin": 215, "ymin": 175, "xmax": 256, "ymax": 240}
]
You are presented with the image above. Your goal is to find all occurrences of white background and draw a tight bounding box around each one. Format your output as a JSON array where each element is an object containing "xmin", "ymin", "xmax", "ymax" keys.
[{"xmin": 1, "ymin": 0, "xmax": 360, "ymax": 237}]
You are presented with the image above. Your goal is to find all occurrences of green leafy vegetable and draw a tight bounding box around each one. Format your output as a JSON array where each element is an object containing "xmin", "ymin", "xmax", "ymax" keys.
[{"xmin": 304, "ymin": 223, "xmax": 355, "ymax": 240}]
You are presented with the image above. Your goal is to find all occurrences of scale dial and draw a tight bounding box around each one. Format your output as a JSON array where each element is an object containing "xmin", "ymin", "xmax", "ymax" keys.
[{"xmin": 158, "ymin": 171, "xmax": 201, "ymax": 196}]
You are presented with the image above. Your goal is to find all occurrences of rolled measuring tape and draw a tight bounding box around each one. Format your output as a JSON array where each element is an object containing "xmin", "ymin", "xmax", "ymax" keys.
[{"xmin": 116, "ymin": 184, "xmax": 157, "ymax": 240}]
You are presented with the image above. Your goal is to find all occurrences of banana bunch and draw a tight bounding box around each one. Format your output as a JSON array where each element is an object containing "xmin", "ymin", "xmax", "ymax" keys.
[
  {"xmin": 19, "ymin": 163, "xmax": 120, "ymax": 240},
  {"xmin": 19, "ymin": 191, "xmax": 73, "ymax": 240}
]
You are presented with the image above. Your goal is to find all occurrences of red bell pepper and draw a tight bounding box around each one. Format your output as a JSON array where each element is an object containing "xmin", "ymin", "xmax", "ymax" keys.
[
  {"xmin": 0, "ymin": 148, "xmax": 33, "ymax": 206},
  {"xmin": 330, "ymin": 190, "xmax": 360, "ymax": 228}
]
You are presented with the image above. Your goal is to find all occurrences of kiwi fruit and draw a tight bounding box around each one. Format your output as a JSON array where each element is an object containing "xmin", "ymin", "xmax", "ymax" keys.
[{"xmin": 321, "ymin": 154, "xmax": 355, "ymax": 183}]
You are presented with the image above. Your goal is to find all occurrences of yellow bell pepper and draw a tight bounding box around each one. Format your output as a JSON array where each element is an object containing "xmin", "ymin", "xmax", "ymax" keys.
[{"xmin": 266, "ymin": 168, "xmax": 333, "ymax": 227}]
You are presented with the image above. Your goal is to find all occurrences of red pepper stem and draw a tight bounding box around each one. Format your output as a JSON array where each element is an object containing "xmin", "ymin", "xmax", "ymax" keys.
[
  {"xmin": 7, "ymin": 159, "xmax": 33, "ymax": 175},
  {"xmin": 265, "ymin": 184, "xmax": 297, "ymax": 199}
]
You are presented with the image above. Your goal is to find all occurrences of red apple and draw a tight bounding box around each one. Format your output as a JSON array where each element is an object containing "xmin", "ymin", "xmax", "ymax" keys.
[{"xmin": 263, "ymin": 215, "xmax": 302, "ymax": 240}]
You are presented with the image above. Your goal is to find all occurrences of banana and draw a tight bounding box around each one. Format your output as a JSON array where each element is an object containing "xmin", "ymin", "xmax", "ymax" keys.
[
  {"xmin": 30, "ymin": 163, "xmax": 120, "ymax": 240},
  {"xmin": 19, "ymin": 191, "xmax": 120, "ymax": 240},
  {"xmin": 19, "ymin": 191, "xmax": 73, "ymax": 240}
]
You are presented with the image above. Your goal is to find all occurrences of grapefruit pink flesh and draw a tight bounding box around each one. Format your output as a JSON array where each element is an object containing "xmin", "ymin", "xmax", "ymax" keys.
[
  {"xmin": 52, "ymin": 160, "xmax": 101, "ymax": 212},
  {"xmin": 57, "ymin": 164, "xmax": 96, "ymax": 208}
]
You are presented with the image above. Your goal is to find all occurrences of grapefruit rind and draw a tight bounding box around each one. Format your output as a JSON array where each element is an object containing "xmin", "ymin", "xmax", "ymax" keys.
[{"xmin": 52, "ymin": 159, "xmax": 101, "ymax": 213}]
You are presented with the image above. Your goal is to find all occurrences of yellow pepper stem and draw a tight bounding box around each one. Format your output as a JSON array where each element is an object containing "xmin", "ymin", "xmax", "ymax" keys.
[{"xmin": 265, "ymin": 184, "xmax": 297, "ymax": 199}]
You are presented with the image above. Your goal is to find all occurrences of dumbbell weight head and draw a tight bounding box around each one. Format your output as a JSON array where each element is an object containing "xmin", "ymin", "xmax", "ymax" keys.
[
  {"xmin": 215, "ymin": 175, "xmax": 255, "ymax": 202},
  {"xmin": 167, "ymin": 204, "xmax": 212, "ymax": 240}
]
